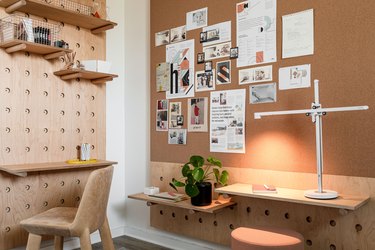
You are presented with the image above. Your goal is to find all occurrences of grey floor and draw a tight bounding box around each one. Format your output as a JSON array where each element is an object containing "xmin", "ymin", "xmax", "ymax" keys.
[{"xmin": 86, "ymin": 235, "xmax": 172, "ymax": 250}]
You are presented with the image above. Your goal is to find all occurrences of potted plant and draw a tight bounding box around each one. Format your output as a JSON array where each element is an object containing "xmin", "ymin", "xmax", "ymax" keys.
[{"xmin": 169, "ymin": 155, "xmax": 229, "ymax": 206}]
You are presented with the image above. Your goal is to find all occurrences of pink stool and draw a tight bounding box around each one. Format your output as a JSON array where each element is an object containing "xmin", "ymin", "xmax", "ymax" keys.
[{"xmin": 231, "ymin": 226, "xmax": 304, "ymax": 250}]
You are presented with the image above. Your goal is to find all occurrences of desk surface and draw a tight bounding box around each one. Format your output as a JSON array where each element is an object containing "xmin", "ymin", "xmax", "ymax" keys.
[
  {"xmin": 128, "ymin": 193, "xmax": 236, "ymax": 214},
  {"xmin": 215, "ymin": 183, "xmax": 370, "ymax": 211},
  {"xmin": 0, "ymin": 160, "xmax": 117, "ymax": 177}
]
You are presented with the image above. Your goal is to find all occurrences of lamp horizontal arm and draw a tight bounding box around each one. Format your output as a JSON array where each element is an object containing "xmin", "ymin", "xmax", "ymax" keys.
[{"xmin": 254, "ymin": 105, "xmax": 368, "ymax": 119}]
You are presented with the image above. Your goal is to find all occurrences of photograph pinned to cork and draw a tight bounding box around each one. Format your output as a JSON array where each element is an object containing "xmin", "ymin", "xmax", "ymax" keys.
[
  {"xmin": 249, "ymin": 83, "xmax": 277, "ymax": 104},
  {"xmin": 168, "ymin": 129, "xmax": 187, "ymax": 145},
  {"xmin": 170, "ymin": 25, "xmax": 186, "ymax": 43},
  {"xmin": 186, "ymin": 7, "xmax": 208, "ymax": 31},
  {"xmin": 195, "ymin": 70, "xmax": 215, "ymax": 92},
  {"xmin": 239, "ymin": 65, "xmax": 272, "ymax": 85},
  {"xmin": 216, "ymin": 60, "xmax": 231, "ymax": 84},
  {"xmin": 197, "ymin": 52, "xmax": 205, "ymax": 64},
  {"xmin": 155, "ymin": 29, "xmax": 170, "ymax": 46}
]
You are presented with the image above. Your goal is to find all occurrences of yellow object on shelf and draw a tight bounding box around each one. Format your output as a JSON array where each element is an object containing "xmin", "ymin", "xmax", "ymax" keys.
[{"xmin": 66, "ymin": 159, "xmax": 98, "ymax": 164}]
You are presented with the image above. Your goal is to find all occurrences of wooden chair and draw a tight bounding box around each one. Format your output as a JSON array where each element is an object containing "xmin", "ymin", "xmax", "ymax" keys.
[{"xmin": 20, "ymin": 166, "xmax": 115, "ymax": 250}]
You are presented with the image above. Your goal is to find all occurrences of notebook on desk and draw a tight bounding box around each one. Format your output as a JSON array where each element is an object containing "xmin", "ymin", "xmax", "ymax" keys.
[
  {"xmin": 149, "ymin": 192, "xmax": 188, "ymax": 202},
  {"xmin": 252, "ymin": 184, "xmax": 277, "ymax": 194}
]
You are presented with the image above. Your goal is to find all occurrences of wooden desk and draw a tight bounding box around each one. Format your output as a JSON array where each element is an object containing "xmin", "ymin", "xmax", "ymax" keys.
[{"xmin": 215, "ymin": 183, "xmax": 370, "ymax": 211}]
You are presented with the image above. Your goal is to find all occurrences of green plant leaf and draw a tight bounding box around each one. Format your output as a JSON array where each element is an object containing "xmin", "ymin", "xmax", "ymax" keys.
[
  {"xmin": 169, "ymin": 182, "xmax": 178, "ymax": 192},
  {"xmin": 213, "ymin": 168, "xmax": 220, "ymax": 183},
  {"xmin": 182, "ymin": 164, "xmax": 191, "ymax": 177},
  {"xmin": 219, "ymin": 170, "xmax": 229, "ymax": 185},
  {"xmin": 171, "ymin": 178, "xmax": 185, "ymax": 187},
  {"xmin": 192, "ymin": 167, "xmax": 204, "ymax": 182},
  {"xmin": 190, "ymin": 155, "xmax": 204, "ymax": 168},
  {"xmin": 207, "ymin": 156, "xmax": 222, "ymax": 168},
  {"xmin": 185, "ymin": 183, "xmax": 199, "ymax": 197},
  {"xmin": 186, "ymin": 173, "xmax": 195, "ymax": 185}
]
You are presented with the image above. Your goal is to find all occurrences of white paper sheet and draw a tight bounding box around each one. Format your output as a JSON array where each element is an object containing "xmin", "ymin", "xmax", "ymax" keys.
[
  {"xmin": 279, "ymin": 64, "xmax": 311, "ymax": 90},
  {"xmin": 239, "ymin": 65, "xmax": 272, "ymax": 85},
  {"xmin": 236, "ymin": 0, "xmax": 277, "ymax": 68},
  {"xmin": 186, "ymin": 7, "xmax": 208, "ymax": 31},
  {"xmin": 249, "ymin": 83, "xmax": 276, "ymax": 104},
  {"xmin": 210, "ymin": 89, "xmax": 246, "ymax": 153},
  {"xmin": 188, "ymin": 97, "xmax": 208, "ymax": 132},
  {"xmin": 202, "ymin": 21, "xmax": 231, "ymax": 47},
  {"xmin": 282, "ymin": 9, "xmax": 314, "ymax": 58}
]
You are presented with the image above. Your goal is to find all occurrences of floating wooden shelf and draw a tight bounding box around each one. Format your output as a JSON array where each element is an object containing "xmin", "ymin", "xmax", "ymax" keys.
[
  {"xmin": 0, "ymin": 159, "xmax": 117, "ymax": 177},
  {"xmin": 128, "ymin": 193, "xmax": 236, "ymax": 214},
  {"xmin": 0, "ymin": 0, "xmax": 117, "ymax": 33},
  {"xmin": 54, "ymin": 69, "xmax": 118, "ymax": 83},
  {"xmin": 215, "ymin": 183, "xmax": 370, "ymax": 211},
  {"xmin": 0, "ymin": 39, "xmax": 72, "ymax": 59}
]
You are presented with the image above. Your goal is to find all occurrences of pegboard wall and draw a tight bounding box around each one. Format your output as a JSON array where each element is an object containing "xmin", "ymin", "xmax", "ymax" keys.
[{"xmin": 0, "ymin": 0, "xmax": 109, "ymax": 248}]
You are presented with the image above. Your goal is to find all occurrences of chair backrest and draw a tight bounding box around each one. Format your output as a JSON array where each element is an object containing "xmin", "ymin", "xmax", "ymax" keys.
[{"xmin": 70, "ymin": 165, "xmax": 114, "ymax": 235}]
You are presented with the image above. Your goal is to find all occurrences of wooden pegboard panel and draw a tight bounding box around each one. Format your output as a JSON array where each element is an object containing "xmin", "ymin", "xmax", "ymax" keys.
[{"xmin": 150, "ymin": 161, "xmax": 375, "ymax": 249}]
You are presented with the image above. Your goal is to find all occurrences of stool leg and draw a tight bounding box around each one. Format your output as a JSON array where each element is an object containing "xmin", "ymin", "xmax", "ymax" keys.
[
  {"xmin": 26, "ymin": 233, "xmax": 42, "ymax": 250},
  {"xmin": 99, "ymin": 216, "xmax": 115, "ymax": 250},
  {"xmin": 54, "ymin": 236, "xmax": 64, "ymax": 250},
  {"xmin": 79, "ymin": 230, "xmax": 92, "ymax": 250}
]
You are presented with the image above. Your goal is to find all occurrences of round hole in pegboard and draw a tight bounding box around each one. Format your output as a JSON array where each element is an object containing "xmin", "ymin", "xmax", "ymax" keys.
[
  {"xmin": 43, "ymin": 73, "xmax": 48, "ymax": 78},
  {"xmin": 60, "ymin": 128, "xmax": 65, "ymax": 133},
  {"xmin": 25, "ymin": 147, "xmax": 30, "ymax": 152},
  {"xmin": 159, "ymin": 176, "xmax": 164, "ymax": 181},
  {"xmin": 76, "ymin": 8, "xmax": 80, "ymax": 13},
  {"xmin": 60, "ymin": 4, "xmax": 65, "ymax": 8},
  {"xmin": 5, "ymin": 67, "xmax": 10, "ymax": 73},
  {"xmin": 25, "ymin": 89, "xmax": 30, "ymax": 95},
  {"xmin": 76, "ymin": 111, "xmax": 81, "ymax": 117},
  {"xmin": 60, "ymin": 146, "xmax": 65, "ymax": 151},
  {"xmin": 25, "ymin": 51, "xmax": 30, "ymax": 57},
  {"xmin": 60, "ymin": 110, "xmax": 65, "ymax": 116},
  {"xmin": 60, "ymin": 199, "xmax": 65, "ymax": 204},
  {"xmin": 90, "ymin": 46, "xmax": 95, "ymax": 51},
  {"xmin": 159, "ymin": 210, "xmax": 163, "ymax": 215},
  {"xmin": 43, "ymin": 128, "xmax": 48, "ymax": 133},
  {"xmin": 306, "ymin": 216, "xmax": 312, "ymax": 223},
  {"xmin": 355, "ymin": 224, "xmax": 362, "ymax": 232},
  {"xmin": 5, "ymin": 207, "xmax": 10, "ymax": 213},
  {"xmin": 330, "ymin": 220, "xmax": 336, "ymax": 227},
  {"xmin": 246, "ymin": 206, "xmax": 251, "ymax": 213},
  {"xmin": 76, "ymin": 145, "xmax": 80, "ymax": 150},
  {"xmin": 60, "ymin": 181, "xmax": 65, "ymax": 186},
  {"xmin": 43, "ymin": 91, "xmax": 48, "ymax": 96},
  {"xmin": 5, "ymin": 227, "xmax": 10, "ymax": 232},
  {"xmin": 76, "ymin": 128, "xmax": 80, "ymax": 133},
  {"xmin": 213, "ymin": 221, "xmax": 218, "ymax": 227},
  {"xmin": 306, "ymin": 240, "xmax": 312, "ymax": 246},
  {"xmin": 76, "ymin": 179, "xmax": 81, "ymax": 184},
  {"xmin": 25, "ymin": 128, "xmax": 30, "ymax": 133},
  {"xmin": 91, "ymin": 128, "xmax": 95, "ymax": 133},
  {"xmin": 43, "ymin": 201, "xmax": 48, "ymax": 207},
  {"xmin": 5, "ymin": 187, "xmax": 11, "ymax": 193},
  {"xmin": 5, "ymin": 147, "xmax": 11, "ymax": 153},
  {"xmin": 59, "ymin": 21, "xmax": 64, "ymax": 27},
  {"xmin": 76, "ymin": 78, "xmax": 81, "ymax": 82},
  {"xmin": 76, "ymin": 43, "xmax": 80, "ymax": 48},
  {"xmin": 91, "ymin": 112, "xmax": 95, "ymax": 117},
  {"xmin": 43, "ymin": 109, "xmax": 48, "ymax": 115},
  {"xmin": 91, "ymin": 145, "xmax": 95, "ymax": 150},
  {"xmin": 229, "ymin": 224, "xmax": 234, "ymax": 230},
  {"xmin": 198, "ymin": 218, "xmax": 203, "ymax": 223},
  {"xmin": 5, "ymin": 107, "xmax": 11, "ymax": 113},
  {"xmin": 91, "ymin": 95, "xmax": 95, "ymax": 101},
  {"xmin": 264, "ymin": 210, "xmax": 270, "ymax": 216},
  {"xmin": 172, "ymin": 212, "xmax": 176, "ymax": 218},
  {"xmin": 24, "ymin": 13, "xmax": 30, "ymax": 17},
  {"xmin": 5, "ymin": 87, "xmax": 11, "ymax": 93},
  {"xmin": 76, "ymin": 26, "xmax": 80, "ymax": 31},
  {"xmin": 5, "ymin": 127, "xmax": 11, "ymax": 133},
  {"xmin": 25, "ymin": 70, "xmax": 30, "ymax": 77},
  {"xmin": 25, "ymin": 185, "xmax": 30, "ymax": 190},
  {"xmin": 43, "ymin": 17, "xmax": 48, "ymax": 22},
  {"xmin": 25, "ymin": 108, "xmax": 30, "ymax": 114},
  {"xmin": 75, "ymin": 196, "xmax": 80, "ymax": 202},
  {"xmin": 330, "ymin": 244, "xmax": 336, "ymax": 250},
  {"xmin": 25, "ymin": 204, "xmax": 30, "ymax": 209},
  {"xmin": 60, "ymin": 92, "xmax": 65, "ymax": 98},
  {"xmin": 184, "ymin": 215, "xmax": 189, "ymax": 220},
  {"xmin": 76, "ymin": 94, "xmax": 81, "ymax": 99},
  {"xmin": 43, "ymin": 183, "xmax": 48, "ymax": 188},
  {"xmin": 284, "ymin": 212, "xmax": 290, "ymax": 219},
  {"xmin": 60, "ymin": 57, "xmax": 65, "ymax": 63}
]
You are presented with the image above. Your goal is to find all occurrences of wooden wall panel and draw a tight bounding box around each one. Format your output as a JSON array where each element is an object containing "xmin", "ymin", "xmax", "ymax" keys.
[{"xmin": 150, "ymin": 0, "xmax": 375, "ymax": 178}]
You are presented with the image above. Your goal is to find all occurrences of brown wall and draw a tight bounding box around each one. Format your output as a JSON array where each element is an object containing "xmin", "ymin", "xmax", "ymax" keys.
[{"xmin": 150, "ymin": 0, "xmax": 375, "ymax": 178}]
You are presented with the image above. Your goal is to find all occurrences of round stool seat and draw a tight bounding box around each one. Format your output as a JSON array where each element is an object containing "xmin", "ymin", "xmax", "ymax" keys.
[{"xmin": 231, "ymin": 226, "xmax": 304, "ymax": 250}]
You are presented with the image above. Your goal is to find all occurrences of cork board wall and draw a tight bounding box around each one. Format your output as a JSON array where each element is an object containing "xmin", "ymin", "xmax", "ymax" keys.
[{"xmin": 150, "ymin": 0, "xmax": 375, "ymax": 178}]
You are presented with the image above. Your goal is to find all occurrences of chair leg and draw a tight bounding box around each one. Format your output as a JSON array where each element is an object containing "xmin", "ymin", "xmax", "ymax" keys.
[
  {"xmin": 54, "ymin": 236, "xmax": 64, "ymax": 250},
  {"xmin": 99, "ymin": 216, "xmax": 115, "ymax": 250},
  {"xmin": 26, "ymin": 233, "xmax": 42, "ymax": 250},
  {"xmin": 79, "ymin": 230, "xmax": 92, "ymax": 250}
]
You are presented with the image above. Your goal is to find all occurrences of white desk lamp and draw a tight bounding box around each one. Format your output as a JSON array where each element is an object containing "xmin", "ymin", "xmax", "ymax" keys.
[{"xmin": 254, "ymin": 79, "xmax": 368, "ymax": 200}]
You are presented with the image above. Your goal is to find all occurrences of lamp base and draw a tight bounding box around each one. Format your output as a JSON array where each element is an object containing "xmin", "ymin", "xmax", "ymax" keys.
[{"xmin": 304, "ymin": 189, "xmax": 338, "ymax": 200}]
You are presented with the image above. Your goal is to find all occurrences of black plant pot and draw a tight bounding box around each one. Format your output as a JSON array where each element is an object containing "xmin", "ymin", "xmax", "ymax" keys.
[{"xmin": 191, "ymin": 182, "xmax": 212, "ymax": 206}]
